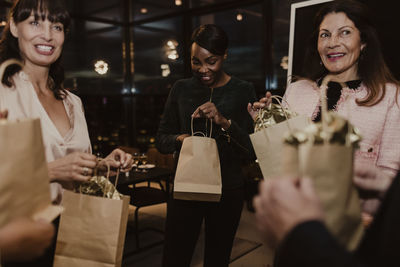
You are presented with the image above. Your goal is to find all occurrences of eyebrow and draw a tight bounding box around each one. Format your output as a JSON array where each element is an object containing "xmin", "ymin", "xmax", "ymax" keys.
[{"xmin": 319, "ymin": 25, "xmax": 355, "ymax": 32}]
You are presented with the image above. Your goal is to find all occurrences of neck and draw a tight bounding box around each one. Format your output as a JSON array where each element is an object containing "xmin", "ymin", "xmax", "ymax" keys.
[
  {"xmin": 23, "ymin": 62, "xmax": 51, "ymax": 94},
  {"xmin": 330, "ymin": 67, "xmax": 359, "ymax": 83},
  {"xmin": 211, "ymin": 71, "xmax": 230, "ymax": 88}
]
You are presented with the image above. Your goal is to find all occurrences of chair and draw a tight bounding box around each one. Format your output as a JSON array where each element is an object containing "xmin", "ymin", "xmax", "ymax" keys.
[{"xmin": 122, "ymin": 148, "xmax": 175, "ymax": 253}]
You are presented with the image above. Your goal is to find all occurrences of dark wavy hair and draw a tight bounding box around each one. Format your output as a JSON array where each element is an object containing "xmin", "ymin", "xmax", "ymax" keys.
[
  {"xmin": 0, "ymin": 0, "xmax": 70, "ymax": 100},
  {"xmin": 191, "ymin": 24, "xmax": 229, "ymax": 56},
  {"xmin": 303, "ymin": 0, "xmax": 399, "ymax": 106}
]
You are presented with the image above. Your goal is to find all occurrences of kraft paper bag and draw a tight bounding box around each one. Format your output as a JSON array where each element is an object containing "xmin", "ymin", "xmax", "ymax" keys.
[
  {"xmin": 53, "ymin": 191, "xmax": 130, "ymax": 267},
  {"xmin": 280, "ymin": 75, "xmax": 364, "ymax": 250},
  {"xmin": 298, "ymin": 143, "xmax": 364, "ymax": 250},
  {"xmin": 173, "ymin": 118, "xmax": 222, "ymax": 202},
  {"xmin": 0, "ymin": 119, "xmax": 62, "ymax": 227},
  {"xmin": 250, "ymin": 114, "xmax": 310, "ymax": 179}
]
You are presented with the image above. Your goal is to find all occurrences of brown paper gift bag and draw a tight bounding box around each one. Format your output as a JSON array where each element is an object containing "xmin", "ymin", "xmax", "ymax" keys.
[
  {"xmin": 53, "ymin": 168, "xmax": 130, "ymax": 267},
  {"xmin": 0, "ymin": 119, "xmax": 63, "ymax": 226},
  {"xmin": 250, "ymin": 96, "xmax": 310, "ymax": 179},
  {"xmin": 281, "ymin": 75, "xmax": 364, "ymax": 250},
  {"xmin": 298, "ymin": 143, "xmax": 364, "ymax": 250},
  {"xmin": 173, "ymin": 118, "xmax": 222, "ymax": 202}
]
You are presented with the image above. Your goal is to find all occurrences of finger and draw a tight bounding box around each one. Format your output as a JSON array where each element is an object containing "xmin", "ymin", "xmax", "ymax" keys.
[
  {"xmin": 111, "ymin": 149, "xmax": 126, "ymax": 165},
  {"xmin": 80, "ymin": 152, "xmax": 97, "ymax": 161},
  {"xmin": 192, "ymin": 107, "xmax": 201, "ymax": 118},
  {"xmin": 299, "ymin": 177, "xmax": 316, "ymax": 198},
  {"xmin": 122, "ymin": 153, "xmax": 133, "ymax": 168},
  {"xmin": 253, "ymin": 102, "xmax": 266, "ymax": 109},
  {"xmin": 73, "ymin": 174, "xmax": 91, "ymax": 182},
  {"xmin": 80, "ymin": 159, "xmax": 97, "ymax": 169}
]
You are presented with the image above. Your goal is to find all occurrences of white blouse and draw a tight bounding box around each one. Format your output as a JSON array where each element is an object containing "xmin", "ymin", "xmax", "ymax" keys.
[{"xmin": 0, "ymin": 71, "xmax": 91, "ymax": 202}]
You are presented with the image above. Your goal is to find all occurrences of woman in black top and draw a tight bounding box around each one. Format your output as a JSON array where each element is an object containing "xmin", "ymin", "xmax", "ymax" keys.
[{"xmin": 156, "ymin": 24, "xmax": 256, "ymax": 267}]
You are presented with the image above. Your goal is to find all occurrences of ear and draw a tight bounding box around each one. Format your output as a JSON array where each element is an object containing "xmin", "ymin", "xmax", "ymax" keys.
[
  {"xmin": 10, "ymin": 18, "xmax": 19, "ymax": 38},
  {"xmin": 361, "ymin": 43, "xmax": 366, "ymax": 52}
]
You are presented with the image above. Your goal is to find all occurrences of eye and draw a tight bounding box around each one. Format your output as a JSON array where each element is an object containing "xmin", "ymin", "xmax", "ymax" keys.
[
  {"xmin": 53, "ymin": 24, "xmax": 64, "ymax": 32},
  {"xmin": 319, "ymin": 32, "xmax": 329, "ymax": 38},
  {"xmin": 341, "ymin": 29, "xmax": 351, "ymax": 36},
  {"xmin": 29, "ymin": 20, "xmax": 39, "ymax": 26},
  {"xmin": 208, "ymin": 60, "xmax": 217, "ymax": 65},
  {"xmin": 191, "ymin": 59, "xmax": 200, "ymax": 65}
]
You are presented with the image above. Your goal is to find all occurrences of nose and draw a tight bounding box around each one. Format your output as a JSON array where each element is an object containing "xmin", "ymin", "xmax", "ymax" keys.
[
  {"xmin": 41, "ymin": 25, "xmax": 53, "ymax": 41},
  {"xmin": 198, "ymin": 65, "xmax": 207, "ymax": 74},
  {"xmin": 327, "ymin": 34, "xmax": 340, "ymax": 48}
]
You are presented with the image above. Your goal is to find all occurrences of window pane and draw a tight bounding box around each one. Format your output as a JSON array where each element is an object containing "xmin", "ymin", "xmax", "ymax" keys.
[
  {"xmin": 190, "ymin": 0, "xmax": 236, "ymax": 8},
  {"xmin": 192, "ymin": 4, "xmax": 265, "ymax": 93},
  {"xmin": 63, "ymin": 19, "xmax": 123, "ymax": 95},
  {"xmin": 68, "ymin": 0, "xmax": 123, "ymax": 23},
  {"xmin": 133, "ymin": 17, "xmax": 184, "ymax": 95},
  {"xmin": 133, "ymin": 0, "xmax": 184, "ymax": 22},
  {"xmin": 133, "ymin": 17, "xmax": 184, "ymax": 141}
]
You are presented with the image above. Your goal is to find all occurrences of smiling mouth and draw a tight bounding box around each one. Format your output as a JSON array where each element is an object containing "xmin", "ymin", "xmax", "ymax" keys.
[
  {"xmin": 327, "ymin": 53, "xmax": 345, "ymax": 59},
  {"xmin": 35, "ymin": 45, "xmax": 54, "ymax": 53}
]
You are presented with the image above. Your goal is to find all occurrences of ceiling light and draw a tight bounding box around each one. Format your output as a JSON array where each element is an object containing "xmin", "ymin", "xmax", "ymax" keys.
[
  {"xmin": 175, "ymin": 0, "xmax": 182, "ymax": 6},
  {"xmin": 236, "ymin": 13, "xmax": 243, "ymax": 21},
  {"xmin": 140, "ymin": 8, "xmax": 148, "ymax": 14},
  {"xmin": 94, "ymin": 60, "xmax": 109, "ymax": 75},
  {"xmin": 0, "ymin": 21, "xmax": 7, "ymax": 27}
]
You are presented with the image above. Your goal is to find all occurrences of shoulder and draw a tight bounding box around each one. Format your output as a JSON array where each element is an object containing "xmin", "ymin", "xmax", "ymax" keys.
[
  {"xmin": 64, "ymin": 90, "xmax": 83, "ymax": 106},
  {"xmin": 173, "ymin": 77, "xmax": 195, "ymax": 89},
  {"xmin": 230, "ymin": 76, "xmax": 254, "ymax": 88},
  {"xmin": 229, "ymin": 76, "xmax": 256, "ymax": 97},
  {"xmin": 285, "ymin": 79, "xmax": 318, "ymax": 97}
]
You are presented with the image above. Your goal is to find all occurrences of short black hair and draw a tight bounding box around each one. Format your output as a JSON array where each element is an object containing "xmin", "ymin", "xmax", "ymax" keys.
[{"xmin": 191, "ymin": 24, "xmax": 228, "ymax": 56}]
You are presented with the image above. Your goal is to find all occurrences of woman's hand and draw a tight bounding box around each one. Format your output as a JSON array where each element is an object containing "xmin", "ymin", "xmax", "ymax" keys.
[
  {"xmin": 192, "ymin": 101, "xmax": 230, "ymax": 129},
  {"xmin": 103, "ymin": 148, "xmax": 133, "ymax": 172},
  {"xmin": 0, "ymin": 218, "xmax": 55, "ymax": 262},
  {"xmin": 47, "ymin": 152, "xmax": 97, "ymax": 183},
  {"xmin": 247, "ymin": 91, "xmax": 273, "ymax": 120},
  {"xmin": 354, "ymin": 163, "xmax": 394, "ymax": 216},
  {"xmin": 253, "ymin": 177, "xmax": 324, "ymax": 248},
  {"xmin": 0, "ymin": 109, "xmax": 8, "ymax": 119},
  {"xmin": 176, "ymin": 134, "xmax": 190, "ymax": 143}
]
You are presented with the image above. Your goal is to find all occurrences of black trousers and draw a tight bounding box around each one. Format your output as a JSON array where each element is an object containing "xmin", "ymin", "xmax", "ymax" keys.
[{"xmin": 162, "ymin": 187, "xmax": 244, "ymax": 267}]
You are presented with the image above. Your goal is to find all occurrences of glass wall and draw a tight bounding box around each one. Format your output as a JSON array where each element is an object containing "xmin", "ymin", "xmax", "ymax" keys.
[{"xmin": 192, "ymin": 4, "xmax": 265, "ymax": 92}]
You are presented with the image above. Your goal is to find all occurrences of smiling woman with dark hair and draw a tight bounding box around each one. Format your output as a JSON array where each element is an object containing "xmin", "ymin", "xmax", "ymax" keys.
[
  {"xmin": 0, "ymin": 0, "xmax": 133, "ymax": 265},
  {"xmin": 157, "ymin": 24, "xmax": 256, "ymax": 267}
]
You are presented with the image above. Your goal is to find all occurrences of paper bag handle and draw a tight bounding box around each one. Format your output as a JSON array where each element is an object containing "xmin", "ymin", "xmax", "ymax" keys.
[
  {"xmin": 257, "ymin": 95, "xmax": 295, "ymax": 133},
  {"xmin": 191, "ymin": 116, "xmax": 213, "ymax": 138},
  {"xmin": 79, "ymin": 159, "xmax": 121, "ymax": 198}
]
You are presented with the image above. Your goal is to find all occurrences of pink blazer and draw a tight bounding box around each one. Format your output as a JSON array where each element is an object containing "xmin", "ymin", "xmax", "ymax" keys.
[{"xmin": 283, "ymin": 80, "xmax": 400, "ymax": 176}]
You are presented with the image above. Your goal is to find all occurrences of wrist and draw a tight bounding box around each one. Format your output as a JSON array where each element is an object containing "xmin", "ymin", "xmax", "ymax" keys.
[{"xmin": 221, "ymin": 119, "xmax": 231, "ymax": 131}]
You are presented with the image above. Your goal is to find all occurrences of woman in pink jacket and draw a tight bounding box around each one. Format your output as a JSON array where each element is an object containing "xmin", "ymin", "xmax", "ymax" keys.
[{"xmin": 250, "ymin": 0, "xmax": 400, "ymax": 178}]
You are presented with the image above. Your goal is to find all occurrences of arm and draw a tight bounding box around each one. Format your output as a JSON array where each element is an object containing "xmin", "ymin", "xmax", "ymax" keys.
[
  {"xmin": 156, "ymin": 85, "xmax": 182, "ymax": 154},
  {"xmin": 276, "ymin": 221, "xmax": 366, "ymax": 267},
  {"xmin": 0, "ymin": 218, "xmax": 54, "ymax": 262},
  {"xmin": 376, "ymin": 86, "xmax": 400, "ymax": 176},
  {"xmin": 224, "ymin": 84, "xmax": 257, "ymax": 160},
  {"xmin": 254, "ymin": 177, "xmax": 366, "ymax": 267}
]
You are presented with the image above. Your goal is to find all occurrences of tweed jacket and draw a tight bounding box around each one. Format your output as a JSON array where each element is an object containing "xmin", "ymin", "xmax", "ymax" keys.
[{"xmin": 283, "ymin": 79, "xmax": 400, "ymax": 176}]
